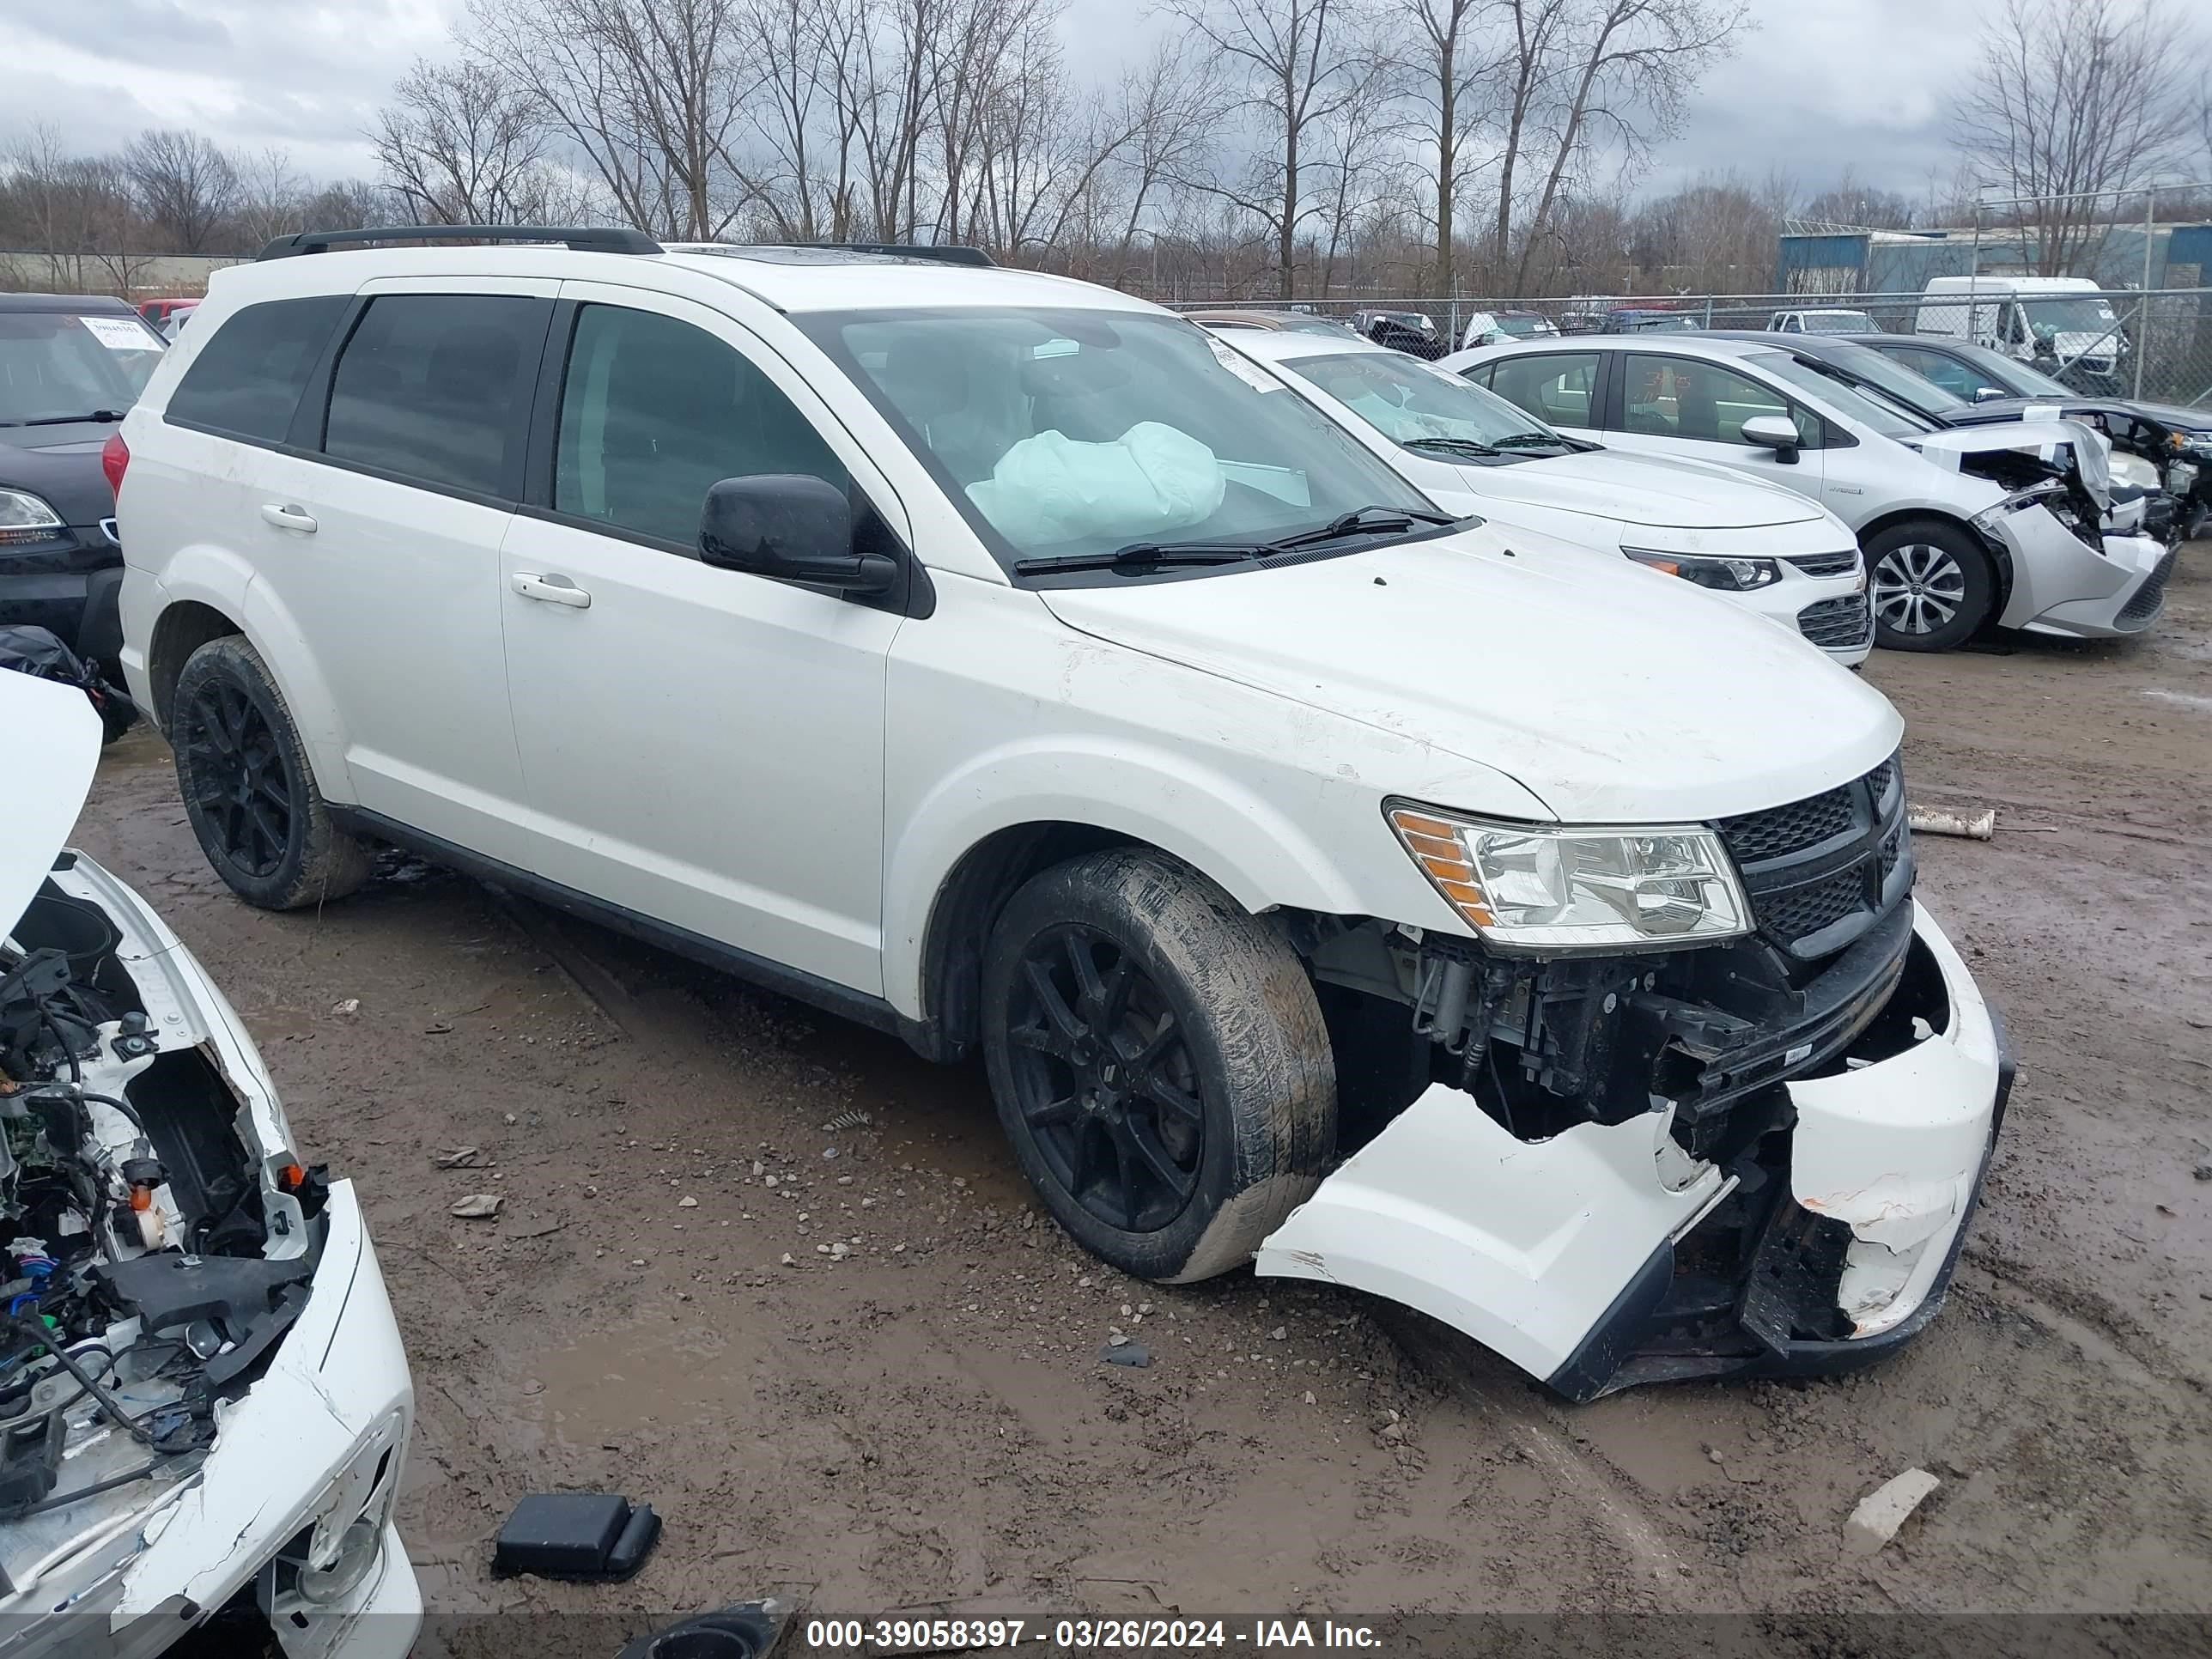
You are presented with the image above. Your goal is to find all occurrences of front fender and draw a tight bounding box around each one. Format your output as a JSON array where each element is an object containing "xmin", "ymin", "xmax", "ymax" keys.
[{"xmin": 880, "ymin": 734, "xmax": 1450, "ymax": 1017}]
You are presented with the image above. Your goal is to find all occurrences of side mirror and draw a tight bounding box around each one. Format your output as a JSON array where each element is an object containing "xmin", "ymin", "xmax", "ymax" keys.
[
  {"xmin": 1973, "ymin": 386, "xmax": 2008, "ymax": 403},
  {"xmin": 1740, "ymin": 414, "xmax": 1802, "ymax": 461},
  {"xmin": 698, "ymin": 474, "xmax": 895, "ymax": 594}
]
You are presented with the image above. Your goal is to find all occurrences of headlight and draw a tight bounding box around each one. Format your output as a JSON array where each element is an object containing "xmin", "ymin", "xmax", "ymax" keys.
[
  {"xmin": 1968, "ymin": 483, "xmax": 2064, "ymax": 535},
  {"xmin": 1387, "ymin": 804, "xmax": 1752, "ymax": 951},
  {"xmin": 1623, "ymin": 548, "xmax": 1780, "ymax": 591},
  {"xmin": 0, "ymin": 489, "xmax": 64, "ymax": 546}
]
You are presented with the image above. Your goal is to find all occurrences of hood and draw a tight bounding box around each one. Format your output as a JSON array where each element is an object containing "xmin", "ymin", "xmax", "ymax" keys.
[
  {"xmin": 1039, "ymin": 526, "xmax": 1901, "ymax": 823},
  {"xmin": 1437, "ymin": 447, "xmax": 1827, "ymax": 531},
  {"xmin": 1912, "ymin": 417, "xmax": 2110, "ymax": 510},
  {"xmin": 0, "ymin": 427, "xmax": 120, "ymax": 526},
  {"xmin": 0, "ymin": 672, "xmax": 102, "ymax": 938}
]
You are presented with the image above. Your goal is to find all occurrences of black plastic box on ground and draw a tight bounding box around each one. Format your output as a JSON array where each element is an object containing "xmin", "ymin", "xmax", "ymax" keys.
[{"xmin": 491, "ymin": 1492, "xmax": 661, "ymax": 1581}]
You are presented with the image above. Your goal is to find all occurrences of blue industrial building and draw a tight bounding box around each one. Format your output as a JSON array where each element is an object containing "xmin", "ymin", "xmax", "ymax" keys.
[{"xmin": 1778, "ymin": 222, "xmax": 2212, "ymax": 295}]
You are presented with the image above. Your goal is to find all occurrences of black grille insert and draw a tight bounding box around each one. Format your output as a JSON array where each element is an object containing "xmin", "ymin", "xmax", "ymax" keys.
[
  {"xmin": 1717, "ymin": 753, "xmax": 1910, "ymax": 959},
  {"xmin": 1784, "ymin": 550, "xmax": 1861, "ymax": 579},
  {"xmin": 2116, "ymin": 550, "xmax": 2174, "ymax": 628}
]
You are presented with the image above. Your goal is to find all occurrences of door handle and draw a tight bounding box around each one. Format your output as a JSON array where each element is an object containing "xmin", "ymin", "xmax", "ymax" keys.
[
  {"xmin": 259, "ymin": 503, "xmax": 318, "ymax": 532},
  {"xmin": 511, "ymin": 571, "xmax": 592, "ymax": 609}
]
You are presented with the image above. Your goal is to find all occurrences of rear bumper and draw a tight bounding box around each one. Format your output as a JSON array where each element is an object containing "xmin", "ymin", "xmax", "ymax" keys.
[{"xmin": 1256, "ymin": 901, "xmax": 2008, "ymax": 1400}]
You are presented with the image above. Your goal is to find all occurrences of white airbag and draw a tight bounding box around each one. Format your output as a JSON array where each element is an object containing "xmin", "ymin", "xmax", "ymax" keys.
[{"xmin": 967, "ymin": 422, "xmax": 1225, "ymax": 547}]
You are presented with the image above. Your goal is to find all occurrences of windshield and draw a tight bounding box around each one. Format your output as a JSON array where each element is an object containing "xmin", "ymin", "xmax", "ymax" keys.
[
  {"xmin": 2022, "ymin": 296, "xmax": 2120, "ymax": 338},
  {"xmin": 0, "ymin": 311, "xmax": 163, "ymax": 424},
  {"xmin": 802, "ymin": 307, "xmax": 1437, "ymax": 572},
  {"xmin": 1283, "ymin": 317, "xmax": 1362, "ymax": 338},
  {"xmin": 1624, "ymin": 314, "xmax": 1697, "ymax": 331},
  {"xmin": 1802, "ymin": 311, "xmax": 1876, "ymax": 334},
  {"xmin": 1807, "ymin": 341, "xmax": 1967, "ymax": 414},
  {"xmin": 1750, "ymin": 350, "xmax": 1940, "ymax": 437},
  {"xmin": 1950, "ymin": 340, "xmax": 2071, "ymax": 397},
  {"xmin": 1283, "ymin": 350, "xmax": 1565, "ymax": 456},
  {"xmin": 1494, "ymin": 315, "xmax": 1553, "ymax": 337}
]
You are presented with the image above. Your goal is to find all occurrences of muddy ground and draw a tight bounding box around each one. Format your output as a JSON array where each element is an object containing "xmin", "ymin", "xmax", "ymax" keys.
[{"xmin": 67, "ymin": 552, "xmax": 2212, "ymax": 1649}]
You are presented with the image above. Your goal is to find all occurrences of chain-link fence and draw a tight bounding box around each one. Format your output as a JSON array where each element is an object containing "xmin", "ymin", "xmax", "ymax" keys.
[{"xmin": 1171, "ymin": 287, "xmax": 2212, "ymax": 410}]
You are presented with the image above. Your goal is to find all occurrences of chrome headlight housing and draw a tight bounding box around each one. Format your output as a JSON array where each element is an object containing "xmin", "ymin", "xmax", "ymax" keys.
[
  {"xmin": 1388, "ymin": 804, "xmax": 1752, "ymax": 952},
  {"xmin": 1623, "ymin": 547, "xmax": 1781, "ymax": 592}
]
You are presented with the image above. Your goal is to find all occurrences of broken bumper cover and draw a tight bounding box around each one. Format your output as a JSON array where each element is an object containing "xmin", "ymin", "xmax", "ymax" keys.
[{"xmin": 1254, "ymin": 900, "xmax": 2009, "ymax": 1401}]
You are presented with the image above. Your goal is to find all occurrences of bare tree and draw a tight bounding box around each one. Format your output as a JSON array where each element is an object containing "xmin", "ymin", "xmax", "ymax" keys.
[
  {"xmin": 230, "ymin": 148, "xmax": 312, "ymax": 247},
  {"xmin": 1388, "ymin": 0, "xmax": 1493, "ymax": 295},
  {"xmin": 374, "ymin": 58, "xmax": 565, "ymax": 224},
  {"xmin": 1501, "ymin": 0, "xmax": 1746, "ymax": 293},
  {"xmin": 1798, "ymin": 168, "xmax": 1917, "ymax": 231},
  {"xmin": 122, "ymin": 129, "xmax": 239, "ymax": 253},
  {"xmin": 467, "ymin": 0, "xmax": 755, "ymax": 239},
  {"xmin": 1157, "ymin": 0, "xmax": 1373, "ymax": 299},
  {"xmin": 1955, "ymin": 0, "xmax": 2188, "ymax": 276}
]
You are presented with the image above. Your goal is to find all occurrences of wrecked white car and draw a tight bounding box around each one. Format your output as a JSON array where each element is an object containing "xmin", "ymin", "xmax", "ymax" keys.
[
  {"xmin": 119, "ymin": 234, "xmax": 2010, "ymax": 1405},
  {"xmin": 0, "ymin": 672, "xmax": 417, "ymax": 1656}
]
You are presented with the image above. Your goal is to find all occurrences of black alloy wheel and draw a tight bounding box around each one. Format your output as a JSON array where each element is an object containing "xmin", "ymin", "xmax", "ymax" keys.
[
  {"xmin": 179, "ymin": 678, "xmax": 293, "ymax": 878},
  {"xmin": 1003, "ymin": 924, "xmax": 1205, "ymax": 1234}
]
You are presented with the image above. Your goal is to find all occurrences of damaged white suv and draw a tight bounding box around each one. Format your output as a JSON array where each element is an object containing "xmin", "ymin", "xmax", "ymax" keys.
[
  {"xmin": 115, "ymin": 228, "xmax": 2010, "ymax": 1401},
  {"xmin": 0, "ymin": 673, "xmax": 417, "ymax": 1656}
]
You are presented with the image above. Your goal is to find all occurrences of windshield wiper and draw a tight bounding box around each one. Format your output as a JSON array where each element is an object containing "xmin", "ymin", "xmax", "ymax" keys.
[
  {"xmin": 1261, "ymin": 504, "xmax": 1461, "ymax": 551},
  {"xmin": 3, "ymin": 410, "xmax": 127, "ymax": 428},
  {"xmin": 1490, "ymin": 431, "xmax": 1577, "ymax": 449},
  {"xmin": 1013, "ymin": 541, "xmax": 1261, "ymax": 575},
  {"xmin": 1401, "ymin": 436, "xmax": 1504, "ymax": 458}
]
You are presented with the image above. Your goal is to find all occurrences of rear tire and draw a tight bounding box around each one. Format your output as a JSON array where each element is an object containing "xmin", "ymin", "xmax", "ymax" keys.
[
  {"xmin": 1864, "ymin": 520, "xmax": 1994, "ymax": 652},
  {"xmin": 981, "ymin": 848, "xmax": 1336, "ymax": 1283},
  {"xmin": 173, "ymin": 636, "xmax": 370, "ymax": 909}
]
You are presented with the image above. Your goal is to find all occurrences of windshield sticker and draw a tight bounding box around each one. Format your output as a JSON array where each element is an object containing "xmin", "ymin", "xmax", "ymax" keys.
[
  {"xmin": 1207, "ymin": 337, "xmax": 1283, "ymax": 392},
  {"xmin": 80, "ymin": 315, "xmax": 159, "ymax": 352},
  {"xmin": 1031, "ymin": 337, "xmax": 1079, "ymax": 359}
]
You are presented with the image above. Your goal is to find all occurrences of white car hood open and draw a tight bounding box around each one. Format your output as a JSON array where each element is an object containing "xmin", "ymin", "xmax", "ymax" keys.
[
  {"xmin": 0, "ymin": 672, "xmax": 101, "ymax": 938},
  {"xmin": 1040, "ymin": 526, "xmax": 1902, "ymax": 823},
  {"xmin": 1444, "ymin": 447, "xmax": 1829, "ymax": 530}
]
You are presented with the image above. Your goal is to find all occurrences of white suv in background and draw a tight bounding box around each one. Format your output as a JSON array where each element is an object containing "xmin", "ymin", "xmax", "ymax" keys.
[
  {"xmin": 1445, "ymin": 333, "xmax": 2172, "ymax": 652},
  {"xmin": 1211, "ymin": 329, "xmax": 1872, "ymax": 664},
  {"xmin": 112, "ymin": 228, "xmax": 2009, "ymax": 1401}
]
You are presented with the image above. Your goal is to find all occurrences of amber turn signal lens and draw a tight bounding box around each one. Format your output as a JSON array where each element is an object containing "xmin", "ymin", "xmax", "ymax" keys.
[{"xmin": 1387, "ymin": 806, "xmax": 1496, "ymax": 927}]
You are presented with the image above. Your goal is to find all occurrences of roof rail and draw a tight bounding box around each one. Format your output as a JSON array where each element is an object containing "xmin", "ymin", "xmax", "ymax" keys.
[
  {"xmin": 834, "ymin": 243, "xmax": 995, "ymax": 267},
  {"xmin": 258, "ymin": 225, "xmax": 664, "ymax": 261}
]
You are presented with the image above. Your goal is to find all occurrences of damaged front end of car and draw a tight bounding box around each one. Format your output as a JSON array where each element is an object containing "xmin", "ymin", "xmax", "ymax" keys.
[
  {"xmin": 1260, "ymin": 753, "xmax": 2012, "ymax": 1401},
  {"xmin": 0, "ymin": 674, "xmax": 417, "ymax": 1659}
]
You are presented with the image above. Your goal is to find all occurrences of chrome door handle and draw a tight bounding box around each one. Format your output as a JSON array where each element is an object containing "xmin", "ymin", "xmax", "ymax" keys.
[
  {"xmin": 510, "ymin": 572, "xmax": 592, "ymax": 609},
  {"xmin": 259, "ymin": 503, "xmax": 318, "ymax": 532}
]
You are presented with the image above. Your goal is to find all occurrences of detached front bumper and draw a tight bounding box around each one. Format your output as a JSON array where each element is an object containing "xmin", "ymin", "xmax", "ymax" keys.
[
  {"xmin": 1994, "ymin": 506, "xmax": 2172, "ymax": 637},
  {"xmin": 1255, "ymin": 901, "xmax": 2009, "ymax": 1401}
]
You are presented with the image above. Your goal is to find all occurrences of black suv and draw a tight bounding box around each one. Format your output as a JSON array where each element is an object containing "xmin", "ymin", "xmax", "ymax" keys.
[{"xmin": 0, "ymin": 294, "xmax": 167, "ymax": 678}]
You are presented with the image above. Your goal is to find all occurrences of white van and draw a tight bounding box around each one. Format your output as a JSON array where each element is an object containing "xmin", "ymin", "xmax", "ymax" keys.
[{"xmin": 1915, "ymin": 276, "xmax": 2126, "ymax": 384}]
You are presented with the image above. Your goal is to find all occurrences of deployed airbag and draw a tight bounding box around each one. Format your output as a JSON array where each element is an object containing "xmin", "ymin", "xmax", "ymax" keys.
[{"xmin": 968, "ymin": 422, "xmax": 1226, "ymax": 547}]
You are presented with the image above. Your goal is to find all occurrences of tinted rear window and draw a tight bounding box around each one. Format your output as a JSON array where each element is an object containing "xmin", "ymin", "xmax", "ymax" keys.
[
  {"xmin": 166, "ymin": 295, "xmax": 347, "ymax": 442},
  {"xmin": 323, "ymin": 295, "xmax": 547, "ymax": 498}
]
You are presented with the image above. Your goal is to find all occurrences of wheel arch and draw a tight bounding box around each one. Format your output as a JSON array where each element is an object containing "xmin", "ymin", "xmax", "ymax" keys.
[{"xmin": 1857, "ymin": 507, "xmax": 2014, "ymax": 621}]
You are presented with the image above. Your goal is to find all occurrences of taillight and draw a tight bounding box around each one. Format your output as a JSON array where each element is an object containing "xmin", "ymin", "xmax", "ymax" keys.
[{"xmin": 100, "ymin": 431, "xmax": 130, "ymax": 498}]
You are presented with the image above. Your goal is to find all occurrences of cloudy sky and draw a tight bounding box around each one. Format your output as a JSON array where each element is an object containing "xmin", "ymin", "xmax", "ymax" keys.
[{"xmin": 0, "ymin": 0, "xmax": 2150, "ymax": 203}]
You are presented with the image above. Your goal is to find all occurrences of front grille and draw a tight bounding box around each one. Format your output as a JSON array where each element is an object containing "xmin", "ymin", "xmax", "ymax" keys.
[
  {"xmin": 1784, "ymin": 550, "xmax": 1861, "ymax": 579},
  {"xmin": 1719, "ymin": 786, "xmax": 1855, "ymax": 863},
  {"xmin": 1796, "ymin": 592, "xmax": 1874, "ymax": 649},
  {"xmin": 1758, "ymin": 867, "xmax": 1867, "ymax": 940},
  {"xmin": 2115, "ymin": 550, "xmax": 2174, "ymax": 629},
  {"xmin": 1717, "ymin": 753, "xmax": 1911, "ymax": 960}
]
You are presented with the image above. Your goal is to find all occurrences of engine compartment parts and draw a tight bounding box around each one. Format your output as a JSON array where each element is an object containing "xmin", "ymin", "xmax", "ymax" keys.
[{"xmin": 492, "ymin": 1491, "xmax": 664, "ymax": 1581}]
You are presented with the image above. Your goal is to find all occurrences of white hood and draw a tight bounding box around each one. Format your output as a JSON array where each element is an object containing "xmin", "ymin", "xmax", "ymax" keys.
[
  {"xmin": 1913, "ymin": 416, "xmax": 2111, "ymax": 509},
  {"xmin": 1438, "ymin": 447, "xmax": 1828, "ymax": 531},
  {"xmin": 1041, "ymin": 525, "xmax": 1902, "ymax": 823},
  {"xmin": 0, "ymin": 673, "xmax": 102, "ymax": 939}
]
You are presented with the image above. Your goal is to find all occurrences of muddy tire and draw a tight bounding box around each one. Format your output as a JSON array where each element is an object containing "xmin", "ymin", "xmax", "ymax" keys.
[
  {"xmin": 1864, "ymin": 519, "xmax": 1994, "ymax": 653},
  {"xmin": 173, "ymin": 635, "xmax": 371, "ymax": 910},
  {"xmin": 981, "ymin": 848, "xmax": 1336, "ymax": 1284}
]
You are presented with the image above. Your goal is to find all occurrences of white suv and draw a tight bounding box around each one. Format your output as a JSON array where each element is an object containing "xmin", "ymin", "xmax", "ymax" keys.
[{"xmin": 112, "ymin": 228, "xmax": 2010, "ymax": 1400}]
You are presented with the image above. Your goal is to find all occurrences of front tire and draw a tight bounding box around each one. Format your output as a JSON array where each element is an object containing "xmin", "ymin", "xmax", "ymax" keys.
[
  {"xmin": 981, "ymin": 848, "xmax": 1336, "ymax": 1283},
  {"xmin": 1864, "ymin": 520, "xmax": 1994, "ymax": 652},
  {"xmin": 173, "ymin": 636, "xmax": 370, "ymax": 909}
]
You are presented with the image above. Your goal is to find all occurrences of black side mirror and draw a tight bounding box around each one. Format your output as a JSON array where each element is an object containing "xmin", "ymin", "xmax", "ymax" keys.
[{"xmin": 698, "ymin": 474, "xmax": 895, "ymax": 595}]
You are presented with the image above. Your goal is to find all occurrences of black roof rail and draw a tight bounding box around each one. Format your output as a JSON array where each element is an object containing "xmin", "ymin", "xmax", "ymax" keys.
[
  {"xmin": 834, "ymin": 243, "xmax": 995, "ymax": 267},
  {"xmin": 258, "ymin": 225, "xmax": 664, "ymax": 261}
]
